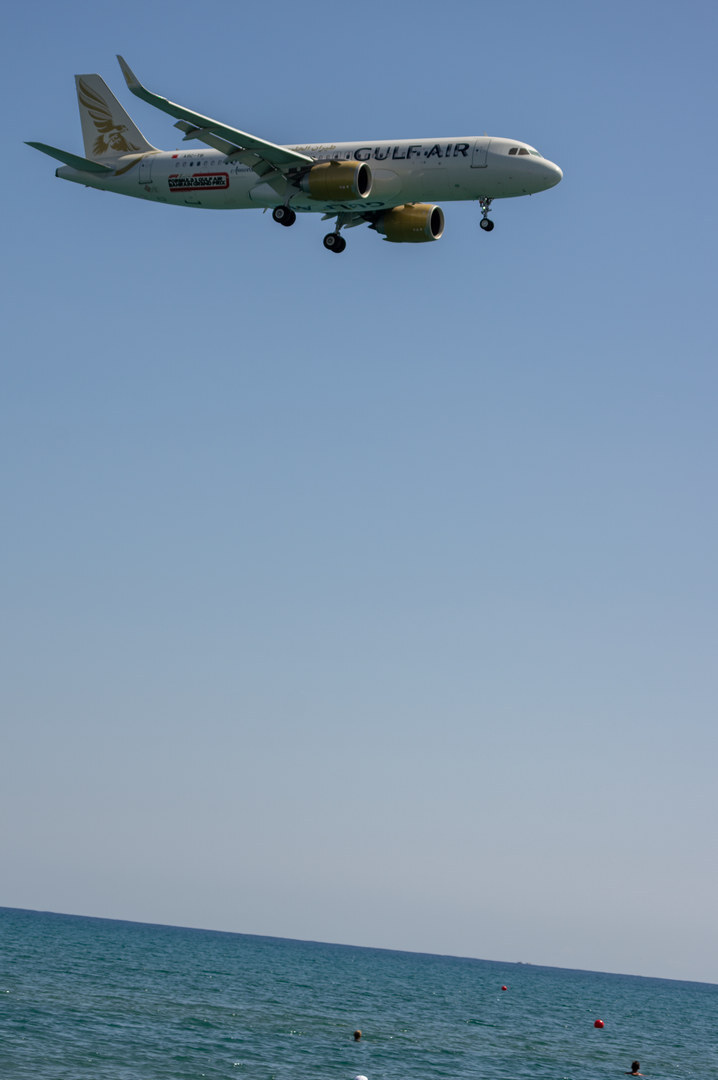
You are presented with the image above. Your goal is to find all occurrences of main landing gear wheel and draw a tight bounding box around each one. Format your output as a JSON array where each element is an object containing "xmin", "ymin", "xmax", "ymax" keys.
[
  {"xmin": 273, "ymin": 205, "xmax": 296, "ymax": 227},
  {"xmin": 323, "ymin": 232, "xmax": 346, "ymax": 253},
  {"xmin": 479, "ymin": 217, "xmax": 494, "ymax": 231}
]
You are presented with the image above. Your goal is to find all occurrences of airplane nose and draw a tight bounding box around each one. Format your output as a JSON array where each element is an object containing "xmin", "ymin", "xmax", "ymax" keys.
[{"xmin": 545, "ymin": 160, "xmax": 563, "ymax": 186}]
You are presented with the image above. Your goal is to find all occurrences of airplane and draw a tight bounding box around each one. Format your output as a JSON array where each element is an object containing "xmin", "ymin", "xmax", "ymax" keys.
[{"xmin": 27, "ymin": 56, "xmax": 563, "ymax": 254}]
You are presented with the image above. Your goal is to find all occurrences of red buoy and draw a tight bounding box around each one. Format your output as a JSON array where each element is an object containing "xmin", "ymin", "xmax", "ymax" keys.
[
  {"xmin": 501, "ymin": 985, "xmax": 507, "ymax": 991},
  {"xmin": 594, "ymin": 1019, "xmax": 604, "ymax": 1029}
]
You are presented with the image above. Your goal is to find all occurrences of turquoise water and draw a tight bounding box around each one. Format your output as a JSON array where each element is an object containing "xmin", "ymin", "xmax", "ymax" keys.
[{"xmin": 1, "ymin": 908, "xmax": 716, "ymax": 1080}]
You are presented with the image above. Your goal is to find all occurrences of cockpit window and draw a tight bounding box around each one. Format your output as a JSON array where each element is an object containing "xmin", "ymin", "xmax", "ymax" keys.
[{"xmin": 509, "ymin": 145, "xmax": 543, "ymax": 157}]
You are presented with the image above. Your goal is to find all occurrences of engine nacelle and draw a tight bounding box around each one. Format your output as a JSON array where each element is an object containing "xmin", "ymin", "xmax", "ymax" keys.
[
  {"xmin": 301, "ymin": 161, "xmax": 372, "ymax": 201},
  {"xmin": 375, "ymin": 203, "xmax": 445, "ymax": 243}
]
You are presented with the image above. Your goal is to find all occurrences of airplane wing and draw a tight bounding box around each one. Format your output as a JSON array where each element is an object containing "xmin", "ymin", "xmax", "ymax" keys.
[{"xmin": 116, "ymin": 56, "xmax": 314, "ymax": 179}]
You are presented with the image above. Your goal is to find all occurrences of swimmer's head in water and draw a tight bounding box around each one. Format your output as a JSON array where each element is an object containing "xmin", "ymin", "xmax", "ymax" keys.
[
  {"xmin": 353, "ymin": 1030, "xmax": 362, "ymax": 1041},
  {"xmin": 631, "ymin": 1065, "xmax": 640, "ymax": 1074}
]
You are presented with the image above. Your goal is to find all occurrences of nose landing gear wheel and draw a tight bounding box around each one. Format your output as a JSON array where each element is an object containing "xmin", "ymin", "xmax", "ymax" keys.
[
  {"xmin": 478, "ymin": 196, "xmax": 494, "ymax": 232},
  {"xmin": 323, "ymin": 232, "xmax": 346, "ymax": 253},
  {"xmin": 273, "ymin": 205, "xmax": 296, "ymax": 227}
]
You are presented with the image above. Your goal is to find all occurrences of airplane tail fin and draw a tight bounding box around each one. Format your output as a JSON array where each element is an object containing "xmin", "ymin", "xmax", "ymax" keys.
[{"xmin": 75, "ymin": 73, "xmax": 158, "ymax": 159}]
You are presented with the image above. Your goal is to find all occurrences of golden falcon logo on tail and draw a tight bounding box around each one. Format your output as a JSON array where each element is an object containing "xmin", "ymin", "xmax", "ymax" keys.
[{"xmin": 78, "ymin": 77, "xmax": 141, "ymax": 155}]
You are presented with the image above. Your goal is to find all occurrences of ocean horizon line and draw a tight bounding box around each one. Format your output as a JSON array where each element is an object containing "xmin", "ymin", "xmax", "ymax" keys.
[{"xmin": 3, "ymin": 904, "xmax": 714, "ymax": 988}]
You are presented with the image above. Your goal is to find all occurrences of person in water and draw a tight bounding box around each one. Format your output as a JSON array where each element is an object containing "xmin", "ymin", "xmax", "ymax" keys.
[
  {"xmin": 353, "ymin": 1030, "xmax": 362, "ymax": 1042},
  {"xmin": 626, "ymin": 1062, "xmax": 643, "ymax": 1076}
]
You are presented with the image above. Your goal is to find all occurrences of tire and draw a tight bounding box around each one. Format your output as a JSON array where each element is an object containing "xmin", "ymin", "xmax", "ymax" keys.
[
  {"xmin": 273, "ymin": 206, "xmax": 296, "ymax": 227},
  {"xmin": 323, "ymin": 233, "xmax": 346, "ymax": 252}
]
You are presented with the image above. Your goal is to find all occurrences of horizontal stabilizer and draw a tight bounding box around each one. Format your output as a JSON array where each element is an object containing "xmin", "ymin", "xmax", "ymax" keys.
[{"xmin": 26, "ymin": 142, "xmax": 115, "ymax": 174}]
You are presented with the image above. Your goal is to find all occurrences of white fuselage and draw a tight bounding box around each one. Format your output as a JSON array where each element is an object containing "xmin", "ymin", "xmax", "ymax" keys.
[{"xmin": 58, "ymin": 135, "xmax": 562, "ymax": 214}]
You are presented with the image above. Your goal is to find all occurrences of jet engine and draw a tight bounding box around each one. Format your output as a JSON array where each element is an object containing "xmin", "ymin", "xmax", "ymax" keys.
[
  {"xmin": 375, "ymin": 203, "xmax": 445, "ymax": 243},
  {"xmin": 301, "ymin": 161, "xmax": 372, "ymax": 201}
]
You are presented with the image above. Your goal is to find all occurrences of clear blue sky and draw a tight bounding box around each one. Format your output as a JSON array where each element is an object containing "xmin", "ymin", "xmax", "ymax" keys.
[{"xmin": 3, "ymin": 0, "xmax": 717, "ymax": 983}]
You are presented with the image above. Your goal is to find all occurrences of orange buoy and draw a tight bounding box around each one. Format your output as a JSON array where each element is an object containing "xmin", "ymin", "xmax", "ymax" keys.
[{"xmin": 594, "ymin": 1019, "xmax": 604, "ymax": 1028}]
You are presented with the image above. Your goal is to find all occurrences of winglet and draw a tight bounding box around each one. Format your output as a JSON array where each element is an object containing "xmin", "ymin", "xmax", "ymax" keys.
[
  {"xmin": 116, "ymin": 55, "xmax": 188, "ymax": 115},
  {"xmin": 116, "ymin": 55, "xmax": 158, "ymax": 110},
  {"xmin": 117, "ymin": 54, "xmax": 141, "ymax": 92}
]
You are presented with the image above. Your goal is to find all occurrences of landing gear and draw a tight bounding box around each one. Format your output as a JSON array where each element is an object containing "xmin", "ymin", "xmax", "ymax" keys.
[
  {"xmin": 323, "ymin": 232, "xmax": 346, "ymax": 253},
  {"xmin": 272, "ymin": 205, "xmax": 296, "ymax": 227},
  {"xmin": 479, "ymin": 196, "xmax": 494, "ymax": 231},
  {"xmin": 323, "ymin": 212, "xmax": 354, "ymax": 252}
]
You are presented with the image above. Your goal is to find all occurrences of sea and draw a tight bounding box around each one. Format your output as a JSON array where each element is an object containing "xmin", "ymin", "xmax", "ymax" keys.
[{"xmin": 1, "ymin": 907, "xmax": 716, "ymax": 1080}]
